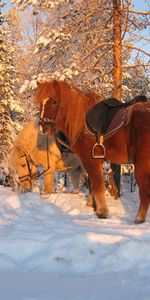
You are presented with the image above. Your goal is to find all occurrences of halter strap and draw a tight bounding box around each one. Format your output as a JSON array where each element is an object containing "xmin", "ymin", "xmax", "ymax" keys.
[{"xmin": 18, "ymin": 150, "xmax": 39, "ymax": 182}]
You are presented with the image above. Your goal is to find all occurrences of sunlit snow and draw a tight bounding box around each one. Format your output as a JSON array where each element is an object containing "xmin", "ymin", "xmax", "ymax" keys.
[{"xmin": 0, "ymin": 178, "xmax": 150, "ymax": 300}]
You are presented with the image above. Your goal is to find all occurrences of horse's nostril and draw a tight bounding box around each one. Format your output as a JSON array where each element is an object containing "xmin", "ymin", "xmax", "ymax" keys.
[
  {"xmin": 39, "ymin": 125, "xmax": 49, "ymax": 135},
  {"xmin": 44, "ymin": 118, "xmax": 50, "ymax": 122}
]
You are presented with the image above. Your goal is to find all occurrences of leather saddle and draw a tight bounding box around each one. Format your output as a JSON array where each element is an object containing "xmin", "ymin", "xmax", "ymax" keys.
[
  {"xmin": 86, "ymin": 95, "xmax": 147, "ymax": 159},
  {"xmin": 86, "ymin": 95, "xmax": 147, "ymax": 144}
]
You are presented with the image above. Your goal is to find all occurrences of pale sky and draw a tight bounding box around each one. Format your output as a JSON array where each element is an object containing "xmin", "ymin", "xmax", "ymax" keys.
[{"xmin": 3, "ymin": 0, "xmax": 150, "ymax": 13}]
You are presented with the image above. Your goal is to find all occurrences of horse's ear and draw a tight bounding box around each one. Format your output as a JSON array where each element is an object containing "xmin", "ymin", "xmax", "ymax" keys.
[
  {"xmin": 53, "ymin": 80, "xmax": 59, "ymax": 89},
  {"xmin": 8, "ymin": 145, "xmax": 20, "ymax": 167},
  {"xmin": 34, "ymin": 81, "xmax": 41, "ymax": 103},
  {"xmin": 53, "ymin": 80, "xmax": 60, "ymax": 98},
  {"xmin": 36, "ymin": 81, "xmax": 42, "ymax": 88},
  {"xmin": 12, "ymin": 144, "xmax": 23, "ymax": 156}
]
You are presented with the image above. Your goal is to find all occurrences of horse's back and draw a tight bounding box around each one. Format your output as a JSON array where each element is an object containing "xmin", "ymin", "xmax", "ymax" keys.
[
  {"xmin": 132, "ymin": 102, "xmax": 150, "ymax": 131},
  {"xmin": 130, "ymin": 102, "xmax": 150, "ymax": 166}
]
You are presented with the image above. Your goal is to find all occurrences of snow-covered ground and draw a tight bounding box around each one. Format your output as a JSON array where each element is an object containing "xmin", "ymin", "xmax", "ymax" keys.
[{"xmin": 0, "ymin": 177, "xmax": 150, "ymax": 300}]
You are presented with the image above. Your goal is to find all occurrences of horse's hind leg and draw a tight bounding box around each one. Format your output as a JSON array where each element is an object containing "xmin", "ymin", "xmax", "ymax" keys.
[
  {"xmin": 134, "ymin": 166, "xmax": 150, "ymax": 223},
  {"xmin": 68, "ymin": 167, "xmax": 81, "ymax": 192},
  {"xmin": 89, "ymin": 162, "xmax": 108, "ymax": 218}
]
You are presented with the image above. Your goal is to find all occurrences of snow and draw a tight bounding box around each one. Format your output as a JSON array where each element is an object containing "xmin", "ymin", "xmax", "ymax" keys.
[{"xmin": 0, "ymin": 179, "xmax": 150, "ymax": 300}]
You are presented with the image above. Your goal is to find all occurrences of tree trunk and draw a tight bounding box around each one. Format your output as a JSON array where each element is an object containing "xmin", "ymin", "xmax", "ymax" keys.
[
  {"xmin": 111, "ymin": 0, "xmax": 122, "ymax": 196},
  {"xmin": 113, "ymin": 0, "xmax": 122, "ymax": 100}
]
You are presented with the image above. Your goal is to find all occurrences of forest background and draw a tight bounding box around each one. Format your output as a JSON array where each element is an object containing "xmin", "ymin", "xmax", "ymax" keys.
[{"xmin": 0, "ymin": 0, "xmax": 150, "ymax": 184}]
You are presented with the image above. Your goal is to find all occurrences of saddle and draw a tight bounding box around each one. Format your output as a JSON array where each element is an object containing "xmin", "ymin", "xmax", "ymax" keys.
[{"xmin": 86, "ymin": 95, "xmax": 147, "ymax": 158}]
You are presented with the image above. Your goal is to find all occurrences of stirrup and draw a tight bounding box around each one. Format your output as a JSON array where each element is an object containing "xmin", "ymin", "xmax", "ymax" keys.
[{"xmin": 92, "ymin": 143, "xmax": 106, "ymax": 159}]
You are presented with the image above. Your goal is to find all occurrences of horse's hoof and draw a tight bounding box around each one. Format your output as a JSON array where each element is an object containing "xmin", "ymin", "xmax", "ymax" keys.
[
  {"xmin": 134, "ymin": 219, "xmax": 145, "ymax": 224},
  {"xmin": 40, "ymin": 191, "xmax": 51, "ymax": 199},
  {"xmin": 96, "ymin": 210, "xmax": 109, "ymax": 219},
  {"xmin": 73, "ymin": 189, "xmax": 80, "ymax": 194},
  {"xmin": 96, "ymin": 213, "xmax": 108, "ymax": 219}
]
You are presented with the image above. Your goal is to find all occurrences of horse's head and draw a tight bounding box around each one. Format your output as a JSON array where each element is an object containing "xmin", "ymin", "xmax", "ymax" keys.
[
  {"xmin": 35, "ymin": 80, "xmax": 61, "ymax": 135},
  {"xmin": 10, "ymin": 146, "xmax": 38, "ymax": 192},
  {"xmin": 17, "ymin": 152, "xmax": 38, "ymax": 192},
  {"xmin": 35, "ymin": 79, "xmax": 96, "ymax": 143}
]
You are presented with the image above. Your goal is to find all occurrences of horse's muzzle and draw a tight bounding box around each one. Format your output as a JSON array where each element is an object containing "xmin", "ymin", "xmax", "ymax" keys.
[{"xmin": 39, "ymin": 124, "xmax": 49, "ymax": 135}]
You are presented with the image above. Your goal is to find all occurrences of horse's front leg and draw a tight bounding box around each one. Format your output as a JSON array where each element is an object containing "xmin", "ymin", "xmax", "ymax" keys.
[
  {"xmin": 74, "ymin": 143, "xmax": 108, "ymax": 218},
  {"xmin": 43, "ymin": 171, "xmax": 55, "ymax": 194},
  {"xmin": 86, "ymin": 176, "xmax": 96, "ymax": 209},
  {"xmin": 88, "ymin": 160, "xmax": 108, "ymax": 218}
]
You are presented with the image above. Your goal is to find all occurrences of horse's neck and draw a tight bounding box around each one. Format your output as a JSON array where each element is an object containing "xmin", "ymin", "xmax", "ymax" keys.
[
  {"xmin": 17, "ymin": 123, "xmax": 37, "ymax": 152},
  {"xmin": 33, "ymin": 138, "xmax": 62, "ymax": 169},
  {"xmin": 59, "ymin": 85, "xmax": 93, "ymax": 144}
]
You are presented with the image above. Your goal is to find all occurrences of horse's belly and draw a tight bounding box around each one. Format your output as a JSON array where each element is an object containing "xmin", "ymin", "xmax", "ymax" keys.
[{"xmin": 104, "ymin": 130, "xmax": 129, "ymax": 164}]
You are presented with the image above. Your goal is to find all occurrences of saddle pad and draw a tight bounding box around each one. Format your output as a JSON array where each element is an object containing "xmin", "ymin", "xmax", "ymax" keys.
[{"xmin": 104, "ymin": 106, "xmax": 133, "ymax": 139}]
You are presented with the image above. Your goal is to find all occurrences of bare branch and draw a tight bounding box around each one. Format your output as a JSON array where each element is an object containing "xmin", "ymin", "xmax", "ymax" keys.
[
  {"xmin": 91, "ymin": 48, "xmax": 112, "ymax": 68},
  {"xmin": 125, "ymin": 9, "xmax": 150, "ymax": 15},
  {"xmin": 121, "ymin": 0, "xmax": 130, "ymax": 41},
  {"xmin": 122, "ymin": 43, "xmax": 150, "ymax": 56},
  {"xmin": 122, "ymin": 63, "xmax": 150, "ymax": 68},
  {"xmin": 92, "ymin": 63, "xmax": 150, "ymax": 70},
  {"xmin": 80, "ymin": 42, "xmax": 113, "ymax": 64}
]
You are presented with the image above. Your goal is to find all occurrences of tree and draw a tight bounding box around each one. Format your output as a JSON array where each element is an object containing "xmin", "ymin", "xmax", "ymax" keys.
[
  {"xmin": 10, "ymin": 0, "xmax": 149, "ymax": 97},
  {"xmin": 110, "ymin": 0, "xmax": 122, "ymax": 197},
  {"xmin": 112, "ymin": 0, "xmax": 150, "ymax": 196},
  {"xmin": 113, "ymin": 0, "xmax": 122, "ymax": 100},
  {"xmin": 0, "ymin": 1, "xmax": 19, "ymax": 185}
]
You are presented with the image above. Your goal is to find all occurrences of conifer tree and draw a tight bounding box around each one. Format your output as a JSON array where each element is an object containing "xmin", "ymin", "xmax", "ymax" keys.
[{"xmin": 0, "ymin": 1, "xmax": 16, "ymax": 184}]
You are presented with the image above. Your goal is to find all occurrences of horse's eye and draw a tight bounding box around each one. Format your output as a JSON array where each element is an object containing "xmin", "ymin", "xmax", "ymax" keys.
[
  {"xmin": 22, "ymin": 164, "xmax": 26, "ymax": 168},
  {"xmin": 52, "ymin": 100, "xmax": 58, "ymax": 105}
]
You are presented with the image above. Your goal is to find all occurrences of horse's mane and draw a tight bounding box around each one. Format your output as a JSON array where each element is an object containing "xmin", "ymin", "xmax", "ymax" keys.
[
  {"xmin": 35, "ymin": 80, "xmax": 101, "ymax": 142},
  {"xmin": 60, "ymin": 82, "xmax": 101, "ymax": 142}
]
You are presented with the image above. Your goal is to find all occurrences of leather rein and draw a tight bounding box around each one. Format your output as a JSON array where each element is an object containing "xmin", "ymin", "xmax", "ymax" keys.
[
  {"xmin": 18, "ymin": 151, "xmax": 39, "ymax": 182},
  {"xmin": 18, "ymin": 137, "xmax": 51, "ymax": 183}
]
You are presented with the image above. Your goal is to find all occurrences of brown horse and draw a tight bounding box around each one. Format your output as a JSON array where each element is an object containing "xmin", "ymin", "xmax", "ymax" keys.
[{"xmin": 35, "ymin": 80, "xmax": 150, "ymax": 223}]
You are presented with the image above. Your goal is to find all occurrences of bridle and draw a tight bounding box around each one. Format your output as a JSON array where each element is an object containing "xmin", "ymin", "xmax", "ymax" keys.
[
  {"xmin": 39, "ymin": 97, "xmax": 60, "ymax": 134},
  {"xmin": 18, "ymin": 151, "xmax": 39, "ymax": 183},
  {"xmin": 38, "ymin": 95, "xmax": 82, "ymax": 152},
  {"xmin": 18, "ymin": 135, "xmax": 60, "ymax": 184}
]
